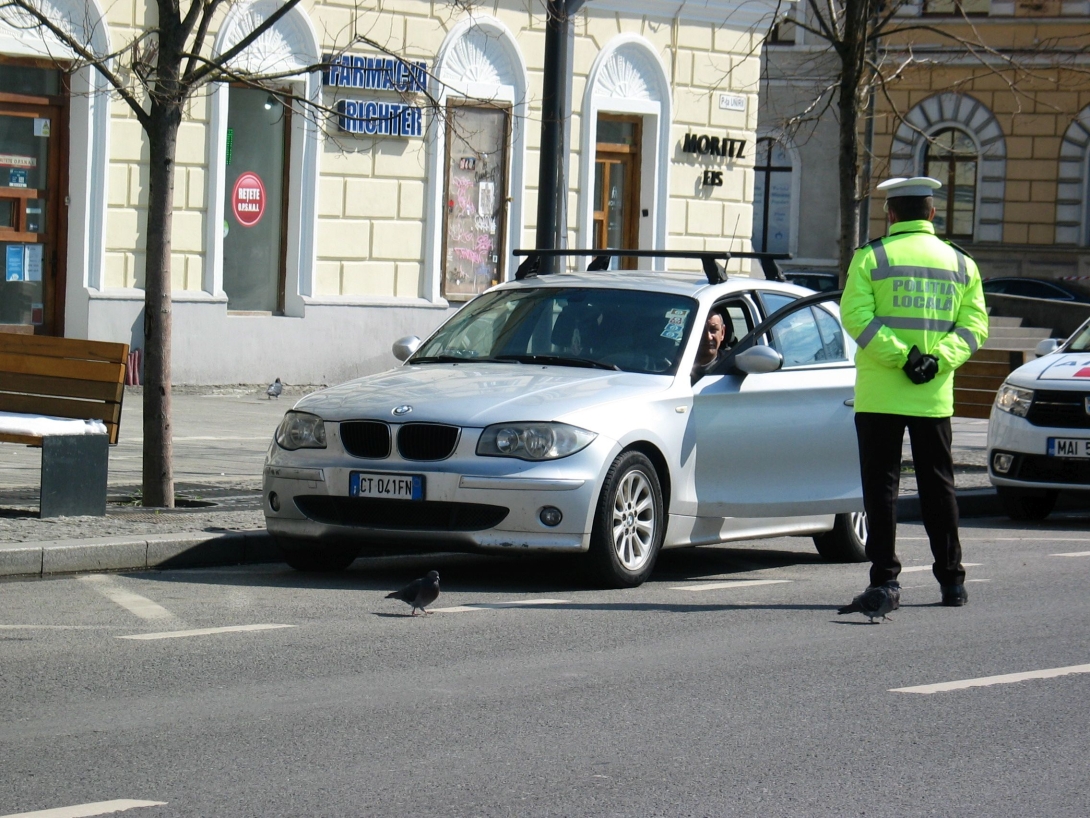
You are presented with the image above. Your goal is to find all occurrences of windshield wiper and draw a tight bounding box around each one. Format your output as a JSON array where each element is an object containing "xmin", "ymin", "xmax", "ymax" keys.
[
  {"xmin": 492, "ymin": 354, "xmax": 621, "ymax": 371},
  {"xmin": 409, "ymin": 355, "xmax": 515, "ymax": 365}
]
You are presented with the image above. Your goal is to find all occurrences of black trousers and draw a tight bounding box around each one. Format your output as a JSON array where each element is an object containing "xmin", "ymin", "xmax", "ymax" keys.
[{"xmin": 854, "ymin": 412, "xmax": 965, "ymax": 588}]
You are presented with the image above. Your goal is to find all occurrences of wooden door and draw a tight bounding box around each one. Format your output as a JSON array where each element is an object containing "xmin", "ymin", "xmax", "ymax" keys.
[{"xmin": 0, "ymin": 99, "xmax": 65, "ymax": 335}]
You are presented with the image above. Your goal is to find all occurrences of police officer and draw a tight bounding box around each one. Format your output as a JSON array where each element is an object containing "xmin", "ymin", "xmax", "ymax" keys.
[{"xmin": 840, "ymin": 176, "xmax": 989, "ymax": 609}]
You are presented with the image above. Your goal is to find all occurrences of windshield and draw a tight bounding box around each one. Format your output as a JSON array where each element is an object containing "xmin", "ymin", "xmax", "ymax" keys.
[
  {"xmin": 1068, "ymin": 322, "xmax": 1090, "ymax": 352},
  {"xmin": 412, "ymin": 287, "xmax": 698, "ymax": 374}
]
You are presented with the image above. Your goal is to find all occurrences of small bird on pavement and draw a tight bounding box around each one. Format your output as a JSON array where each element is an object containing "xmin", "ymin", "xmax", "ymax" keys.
[
  {"xmin": 386, "ymin": 570, "xmax": 440, "ymax": 616},
  {"xmin": 838, "ymin": 583, "xmax": 900, "ymax": 623},
  {"xmin": 266, "ymin": 378, "xmax": 282, "ymax": 399}
]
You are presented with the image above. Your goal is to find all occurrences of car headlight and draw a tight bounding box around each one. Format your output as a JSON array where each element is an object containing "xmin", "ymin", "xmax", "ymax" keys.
[
  {"xmin": 275, "ymin": 411, "xmax": 327, "ymax": 450},
  {"xmin": 995, "ymin": 384, "xmax": 1033, "ymax": 418},
  {"xmin": 477, "ymin": 422, "xmax": 597, "ymax": 461}
]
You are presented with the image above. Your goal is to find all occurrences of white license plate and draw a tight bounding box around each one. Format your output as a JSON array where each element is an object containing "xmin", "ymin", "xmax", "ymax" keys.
[
  {"xmin": 349, "ymin": 472, "xmax": 424, "ymax": 500},
  {"xmin": 1047, "ymin": 438, "xmax": 1090, "ymax": 458}
]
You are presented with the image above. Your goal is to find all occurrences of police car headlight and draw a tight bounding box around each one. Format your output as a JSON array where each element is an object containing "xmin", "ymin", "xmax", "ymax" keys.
[
  {"xmin": 275, "ymin": 411, "xmax": 327, "ymax": 450},
  {"xmin": 477, "ymin": 422, "xmax": 597, "ymax": 460},
  {"xmin": 995, "ymin": 384, "xmax": 1033, "ymax": 418}
]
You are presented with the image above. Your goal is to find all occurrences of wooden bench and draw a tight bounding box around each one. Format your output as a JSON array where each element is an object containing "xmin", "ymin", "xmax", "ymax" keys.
[{"xmin": 0, "ymin": 334, "xmax": 128, "ymax": 517}]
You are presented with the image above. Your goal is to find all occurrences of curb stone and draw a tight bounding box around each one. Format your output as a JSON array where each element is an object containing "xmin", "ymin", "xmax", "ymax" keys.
[{"xmin": 0, "ymin": 529, "xmax": 276, "ymax": 578}]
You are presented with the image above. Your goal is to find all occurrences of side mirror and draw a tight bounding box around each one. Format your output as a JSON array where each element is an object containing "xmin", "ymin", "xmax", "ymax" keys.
[
  {"xmin": 1035, "ymin": 338, "xmax": 1060, "ymax": 358},
  {"xmin": 735, "ymin": 345, "xmax": 784, "ymax": 374},
  {"xmin": 392, "ymin": 335, "xmax": 421, "ymax": 362}
]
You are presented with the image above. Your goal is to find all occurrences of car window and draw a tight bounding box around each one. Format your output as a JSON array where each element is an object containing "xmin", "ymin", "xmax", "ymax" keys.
[
  {"xmin": 812, "ymin": 305, "xmax": 847, "ymax": 362},
  {"xmin": 711, "ymin": 299, "xmax": 753, "ymax": 346},
  {"xmin": 768, "ymin": 307, "xmax": 826, "ymax": 368},
  {"xmin": 1007, "ymin": 280, "xmax": 1071, "ymax": 300},
  {"xmin": 413, "ymin": 287, "xmax": 699, "ymax": 375},
  {"xmin": 982, "ymin": 279, "xmax": 1006, "ymax": 293},
  {"xmin": 760, "ymin": 291, "xmax": 797, "ymax": 318}
]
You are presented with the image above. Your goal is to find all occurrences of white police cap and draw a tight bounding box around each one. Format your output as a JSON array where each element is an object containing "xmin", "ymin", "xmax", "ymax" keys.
[{"xmin": 876, "ymin": 176, "xmax": 942, "ymax": 198}]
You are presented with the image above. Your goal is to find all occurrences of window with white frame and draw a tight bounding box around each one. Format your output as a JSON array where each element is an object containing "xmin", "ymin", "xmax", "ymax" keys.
[
  {"xmin": 924, "ymin": 128, "xmax": 979, "ymax": 239},
  {"xmin": 752, "ymin": 137, "xmax": 794, "ymax": 254}
]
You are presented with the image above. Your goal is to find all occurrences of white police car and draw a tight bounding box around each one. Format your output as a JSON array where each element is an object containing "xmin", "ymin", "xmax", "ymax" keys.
[
  {"xmin": 264, "ymin": 251, "xmax": 866, "ymax": 587},
  {"xmin": 989, "ymin": 318, "xmax": 1090, "ymax": 519}
]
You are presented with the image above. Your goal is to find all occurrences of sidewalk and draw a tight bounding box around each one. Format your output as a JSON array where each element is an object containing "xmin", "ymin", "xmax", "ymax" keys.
[{"xmin": 0, "ymin": 389, "xmax": 996, "ymax": 576}]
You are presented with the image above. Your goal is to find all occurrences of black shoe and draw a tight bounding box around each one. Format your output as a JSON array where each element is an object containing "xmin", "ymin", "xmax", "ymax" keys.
[{"xmin": 941, "ymin": 584, "xmax": 968, "ymax": 607}]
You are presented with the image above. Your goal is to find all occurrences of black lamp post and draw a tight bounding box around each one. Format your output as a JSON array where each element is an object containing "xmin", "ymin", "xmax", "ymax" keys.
[{"xmin": 534, "ymin": 0, "xmax": 586, "ymax": 272}]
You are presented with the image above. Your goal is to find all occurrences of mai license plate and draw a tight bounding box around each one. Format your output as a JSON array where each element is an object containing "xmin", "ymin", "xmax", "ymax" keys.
[
  {"xmin": 349, "ymin": 472, "xmax": 424, "ymax": 500},
  {"xmin": 1047, "ymin": 438, "xmax": 1090, "ymax": 458}
]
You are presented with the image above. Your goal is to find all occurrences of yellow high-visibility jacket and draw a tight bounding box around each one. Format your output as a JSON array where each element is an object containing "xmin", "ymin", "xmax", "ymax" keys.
[{"xmin": 840, "ymin": 220, "xmax": 989, "ymax": 417}]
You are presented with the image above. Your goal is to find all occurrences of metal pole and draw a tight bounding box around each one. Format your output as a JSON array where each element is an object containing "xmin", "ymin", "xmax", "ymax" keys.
[{"xmin": 535, "ymin": 0, "xmax": 564, "ymax": 272}]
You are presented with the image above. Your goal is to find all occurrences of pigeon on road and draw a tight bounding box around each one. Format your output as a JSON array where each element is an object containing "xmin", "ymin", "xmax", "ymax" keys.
[
  {"xmin": 266, "ymin": 378, "xmax": 282, "ymax": 399},
  {"xmin": 386, "ymin": 570, "xmax": 441, "ymax": 616},
  {"xmin": 838, "ymin": 584, "xmax": 900, "ymax": 623}
]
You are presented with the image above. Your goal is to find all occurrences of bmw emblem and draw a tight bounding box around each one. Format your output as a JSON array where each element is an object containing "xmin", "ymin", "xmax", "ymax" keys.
[
  {"xmin": 1085, "ymin": 397, "xmax": 1090, "ymax": 415},
  {"xmin": 392, "ymin": 405, "xmax": 413, "ymax": 416}
]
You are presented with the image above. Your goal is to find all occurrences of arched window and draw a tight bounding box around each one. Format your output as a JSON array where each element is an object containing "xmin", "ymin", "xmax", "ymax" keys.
[
  {"xmin": 924, "ymin": 128, "xmax": 978, "ymax": 239},
  {"xmin": 1057, "ymin": 105, "xmax": 1090, "ymax": 246},
  {"xmin": 752, "ymin": 137, "xmax": 793, "ymax": 254},
  {"xmin": 891, "ymin": 93, "xmax": 1005, "ymax": 243}
]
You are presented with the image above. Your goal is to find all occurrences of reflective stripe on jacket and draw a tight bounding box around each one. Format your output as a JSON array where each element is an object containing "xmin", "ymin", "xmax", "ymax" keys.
[{"xmin": 840, "ymin": 220, "xmax": 989, "ymax": 417}]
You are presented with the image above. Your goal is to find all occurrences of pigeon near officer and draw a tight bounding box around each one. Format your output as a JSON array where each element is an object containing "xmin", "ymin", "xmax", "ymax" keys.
[
  {"xmin": 839, "ymin": 176, "xmax": 988, "ymax": 610},
  {"xmin": 386, "ymin": 570, "xmax": 441, "ymax": 616},
  {"xmin": 838, "ymin": 583, "xmax": 900, "ymax": 623},
  {"xmin": 266, "ymin": 377, "xmax": 282, "ymax": 399}
]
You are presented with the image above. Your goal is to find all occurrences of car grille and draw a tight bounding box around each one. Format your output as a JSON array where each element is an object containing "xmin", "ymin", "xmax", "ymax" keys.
[
  {"xmin": 294, "ymin": 496, "xmax": 509, "ymax": 531},
  {"xmin": 1026, "ymin": 391, "xmax": 1090, "ymax": 429},
  {"xmin": 397, "ymin": 423, "xmax": 460, "ymax": 461},
  {"xmin": 1011, "ymin": 454, "xmax": 1090, "ymax": 484},
  {"xmin": 339, "ymin": 421, "xmax": 391, "ymax": 458}
]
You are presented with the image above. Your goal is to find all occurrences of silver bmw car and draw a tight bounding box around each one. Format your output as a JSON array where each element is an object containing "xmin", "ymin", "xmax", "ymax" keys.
[{"xmin": 263, "ymin": 253, "xmax": 866, "ymax": 587}]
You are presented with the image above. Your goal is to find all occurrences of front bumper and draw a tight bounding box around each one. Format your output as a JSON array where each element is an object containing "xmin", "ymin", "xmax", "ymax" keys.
[
  {"xmin": 988, "ymin": 405, "xmax": 1090, "ymax": 491},
  {"xmin": 262, "ymin": 428, "xmax": 616, "ymax": 553}
]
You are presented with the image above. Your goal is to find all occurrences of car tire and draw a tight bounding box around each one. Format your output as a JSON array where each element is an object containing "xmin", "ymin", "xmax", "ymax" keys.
[
  {"xmin": 587, "ymin": 451, "xmax": 665, "ymax": 589},
  {"xmin": 997, "ymin": 486, "xmax": 1058, "ymax": 521},
  {"xmin": 277, "ymin": 537, "xmax": 359, "ymax": 572},
  {"xmin": 812, "ymin": 511, "xmax": 869, "ymax": 563}
]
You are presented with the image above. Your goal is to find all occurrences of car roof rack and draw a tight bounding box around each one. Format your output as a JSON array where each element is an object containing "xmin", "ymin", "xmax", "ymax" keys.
[{"xmin": 511, "ymin": 248, "xmax": 792, "ymax": 285}]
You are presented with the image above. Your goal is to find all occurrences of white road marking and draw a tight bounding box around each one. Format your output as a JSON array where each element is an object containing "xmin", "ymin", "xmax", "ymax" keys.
[
  {"xmin": 1050, "ymin": 551, "xmax": 1090, "ymax": 557},
  {"xmin": 899, "ymin": 563, "xmax": 981, "ymax": 573},
  {"xmin": 966, "ymin": 579, "xmax": 992, "ymax": 583},
  {"xmin": 429, "ymin": 598, "xmax": 570, "ymax": 613},
  {"xmin": 891, "ymin": 663, "xmax": 1090, "ymax": 695},
  {"xmin": 78, "ymin": 576, "xmax": 175, "ymax": 621},
  {"xmin": 0, "ymin": 800, "xmax": 167, "ymax": 817},
  {"xmin": 118, "ymin": 624, "xmax": 294, "ymax": 640},
  {"xmin": 900, "ymin": 537, "xmax": 1090, "ymax": 543},
  {"xmin": 669, "ymin": 579, "xmax": 792, "ymax": 592},
  {"xmin": 0, "ymin": 625, "xmax": 116, "ymax": 631}
]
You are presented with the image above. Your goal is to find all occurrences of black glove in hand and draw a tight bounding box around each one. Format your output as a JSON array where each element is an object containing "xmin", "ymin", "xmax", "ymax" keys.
[{"xmin": 903, "ymin": 345, "xmax": 939, "ymax": 385}]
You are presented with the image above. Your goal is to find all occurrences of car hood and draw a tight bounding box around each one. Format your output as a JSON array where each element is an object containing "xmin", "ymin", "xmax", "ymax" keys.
[
  {"xmin": 1008, "ymin": 351, "xmax": 1090, "ymax": 389},
  {"xmin": 294, "ymin": 363, "xmax": 673, "ymax": 426}
]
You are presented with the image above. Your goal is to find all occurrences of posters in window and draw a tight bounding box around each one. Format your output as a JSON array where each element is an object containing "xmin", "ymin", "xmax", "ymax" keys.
[{"xmin": 442, "ymin": 106, "xmax": 508, "ymax": 300}]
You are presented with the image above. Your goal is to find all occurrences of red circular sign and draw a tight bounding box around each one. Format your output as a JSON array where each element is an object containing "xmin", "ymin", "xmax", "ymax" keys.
[{"xmin": 232, "ymin": 172, "xmax": 266, "ymax": 227}]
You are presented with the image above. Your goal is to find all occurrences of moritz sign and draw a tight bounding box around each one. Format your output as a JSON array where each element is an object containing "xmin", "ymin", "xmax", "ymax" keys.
[{"xmin": 681, "ymin": 133, "xmax": 746, "ymax": 159}]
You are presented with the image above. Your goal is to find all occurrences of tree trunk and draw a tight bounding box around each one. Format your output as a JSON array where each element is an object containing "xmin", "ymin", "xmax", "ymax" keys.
[
  {"xmin": 142, "ymin": 101, "xmax": 182, "ymax": 508},
  {"xmin": 837, "ymin": 68, "xmax": 862, "ymax": 287}
]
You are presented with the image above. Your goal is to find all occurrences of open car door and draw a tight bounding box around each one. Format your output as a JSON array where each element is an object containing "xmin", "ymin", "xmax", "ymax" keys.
[{"xmin": 689, "ymin": 290, "xmax": 863, "ymax": 518}]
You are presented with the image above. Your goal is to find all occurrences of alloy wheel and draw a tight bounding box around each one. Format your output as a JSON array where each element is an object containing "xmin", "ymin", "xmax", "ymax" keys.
[{"xmin": 611, "ymin": 470, "xmax": 656, "ymax": 571}]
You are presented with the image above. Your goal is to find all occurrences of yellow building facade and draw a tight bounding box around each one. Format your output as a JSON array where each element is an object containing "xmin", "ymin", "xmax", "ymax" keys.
[
  {"xmin": 870, "ymin": 8, "xmax": 1090, "ymax": 279},
  {"xmin": 0, "ymin": 0, "xmax": 779, "ymax": 383}
]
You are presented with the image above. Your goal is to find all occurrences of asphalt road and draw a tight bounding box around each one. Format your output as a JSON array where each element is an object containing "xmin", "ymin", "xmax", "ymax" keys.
[{"xmin": 2, "ymin": 515, "xmax": 1089, "ymax": 817}]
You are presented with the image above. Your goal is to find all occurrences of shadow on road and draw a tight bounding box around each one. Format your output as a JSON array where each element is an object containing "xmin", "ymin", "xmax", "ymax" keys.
[{"xmin": 133, "ymin": 541, "xmax": 827, "ymax": 595}]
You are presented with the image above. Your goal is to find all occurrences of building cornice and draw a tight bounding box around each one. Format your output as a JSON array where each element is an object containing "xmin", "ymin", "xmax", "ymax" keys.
[{"xmin": 586, "ymin": 0, "xmax": 791, "ymax": 28}]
